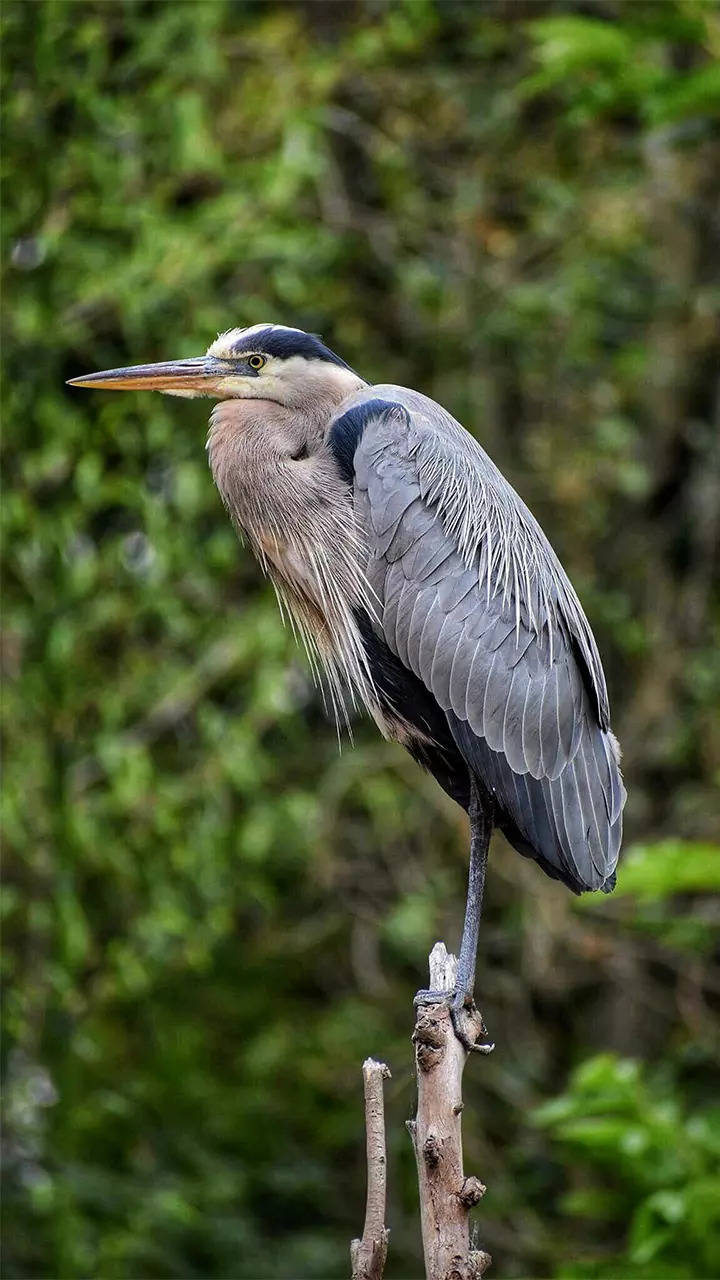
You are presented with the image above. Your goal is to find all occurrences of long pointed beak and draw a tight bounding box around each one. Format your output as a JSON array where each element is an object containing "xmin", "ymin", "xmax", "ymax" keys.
[{"xmin": 67, "ymin": 356, "xmax": 224, "ymax": 395}]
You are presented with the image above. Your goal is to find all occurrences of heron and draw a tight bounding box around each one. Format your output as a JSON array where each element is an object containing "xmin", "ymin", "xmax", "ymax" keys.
[{"xmin": 69, "ymin": 323, "xmax": 625, "ymax": 1050}]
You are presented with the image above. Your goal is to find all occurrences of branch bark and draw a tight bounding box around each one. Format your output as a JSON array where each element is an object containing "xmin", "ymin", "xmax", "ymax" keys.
[
  {"xmin": 407, "ymin": 943, "xmax": 492, "ymax": 1280},
  {"xmin": 351, "ymin": 1057, "xmax": 391, "ymax": 1280}
]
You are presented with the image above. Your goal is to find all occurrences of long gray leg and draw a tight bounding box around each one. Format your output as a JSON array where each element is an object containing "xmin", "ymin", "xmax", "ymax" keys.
[
  {"xmin": 414, "ymin": 777, "xmax": 494, "ymax": 1053},
  {"xmin": 452, "ymin": 781, "xmax": 491, "ymax": 1013}
]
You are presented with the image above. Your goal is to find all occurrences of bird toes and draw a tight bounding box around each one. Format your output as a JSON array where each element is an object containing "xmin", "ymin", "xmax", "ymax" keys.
[
  {"xmin": 450, "ymin": 1001, "xmax": 495, "ymax": 1054},
  {"xmin": 413, "ymin": 988, "xmax": 495, "ymax": 1054},
  {"xmin": 413, "ymin": 987, "xmax": 451, "ymax": 1007}
]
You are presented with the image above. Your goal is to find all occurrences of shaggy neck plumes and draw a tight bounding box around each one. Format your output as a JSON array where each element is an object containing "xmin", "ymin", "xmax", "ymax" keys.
[{"xmin": 206, "ymin": 387, "xmax": 376, "ymax": 727}]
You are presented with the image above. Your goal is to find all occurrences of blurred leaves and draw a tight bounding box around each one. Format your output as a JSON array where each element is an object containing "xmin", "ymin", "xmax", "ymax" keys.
[
  {"xmin": 535, "ymin": 1054, "xmax": 720, "ymax": 1277},
  {"xmin": 524, "ymin": 10, "xmax": 720, "ymax": 127},
  {"xmin": 610, "ymin": 840, "xmax": 720, "ymax": 901},
  {"xmin": 2, "ymin": 1, "xmax": 719, "ymax": 1278}
]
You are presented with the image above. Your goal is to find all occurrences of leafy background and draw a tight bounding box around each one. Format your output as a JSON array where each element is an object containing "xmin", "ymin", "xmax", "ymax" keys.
[{"xmin": 2, "ymin": 2, "xmax": 719, "ymax": 1277}]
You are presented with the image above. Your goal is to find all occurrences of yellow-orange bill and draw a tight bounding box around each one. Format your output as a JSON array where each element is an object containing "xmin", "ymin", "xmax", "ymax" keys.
[{"xmin": 67, "ymin": 357, "xmax": 213, "ymax": 392}]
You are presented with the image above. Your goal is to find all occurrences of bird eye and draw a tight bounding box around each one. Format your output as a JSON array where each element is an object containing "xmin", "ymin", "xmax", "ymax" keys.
[{"xmin": 248, "ymin": 354, "xmax": 265, "ymax": 370}]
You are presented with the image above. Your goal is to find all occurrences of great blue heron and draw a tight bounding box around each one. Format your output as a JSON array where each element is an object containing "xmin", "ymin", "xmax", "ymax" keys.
[{"xmin": 69, "ymin": 323, "xmax": 625, "ymax": 1050}]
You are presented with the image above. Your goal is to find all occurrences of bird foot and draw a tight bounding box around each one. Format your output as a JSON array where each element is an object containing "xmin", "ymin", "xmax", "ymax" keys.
[{"xmin": 414, "ymin": 988, "xmax": 494, "ymax": 1054}]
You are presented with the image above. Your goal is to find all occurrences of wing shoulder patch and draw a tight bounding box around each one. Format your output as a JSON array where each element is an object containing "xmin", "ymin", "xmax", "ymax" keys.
[{"xmin": 327, "ymin": 398, "xmax": 410, "ymax": 485}]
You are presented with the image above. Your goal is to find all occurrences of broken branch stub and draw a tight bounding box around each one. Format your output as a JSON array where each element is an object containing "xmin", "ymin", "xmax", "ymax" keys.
[
  {"xmin": 408, "ymin": 943, "xmax": 491, "ymax": 1280},
  {"xmin": 350, "ymin": 1057, "xmax": 391, "ymax": 1280}
]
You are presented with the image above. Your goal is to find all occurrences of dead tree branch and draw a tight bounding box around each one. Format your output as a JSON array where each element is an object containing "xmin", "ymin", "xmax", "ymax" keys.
[
  {"xmin": 351, "ymin": 1057, "xmax": 391, "ymax": 1280},
  {"xmin": 407, "ymin": 943, "xmax": 492, "ymax": 1280}
]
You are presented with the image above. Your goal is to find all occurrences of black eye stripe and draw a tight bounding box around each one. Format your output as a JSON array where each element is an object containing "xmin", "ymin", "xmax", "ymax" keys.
[{"xmin": 228, "ymin": 327, "xmax": 353, "ymax": 370}]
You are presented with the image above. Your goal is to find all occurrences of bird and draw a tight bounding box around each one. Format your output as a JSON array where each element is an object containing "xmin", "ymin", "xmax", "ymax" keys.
[{"xmin": 69, "ymin": 323, "xmax": 625, "ymax": 1050}]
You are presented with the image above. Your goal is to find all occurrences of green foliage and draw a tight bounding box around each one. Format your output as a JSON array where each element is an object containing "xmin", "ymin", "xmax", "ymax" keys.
[
  {"xmin": 535, "ymin": 1054, "xmax": 720, "ymax": 1278},
  {"xmin": 524, "ymin": 10, "xmax": 720, "ymax": 126},
  {"xmin": 2, "ymin": 1, "xmax": 719, "ymax": 1278},
  {"xmin": 579, "ymin": 840, "xmax": 720, "ymax": 954},
  {"xmin": 609, "ymin": 840, "xmax": 720, "ymax": 901}
]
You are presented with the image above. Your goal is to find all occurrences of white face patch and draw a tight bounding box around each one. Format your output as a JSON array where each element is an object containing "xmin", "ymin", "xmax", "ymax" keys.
[{"xmin": 199, "ymin": 326, "xmax": 366, "ymax": 404}]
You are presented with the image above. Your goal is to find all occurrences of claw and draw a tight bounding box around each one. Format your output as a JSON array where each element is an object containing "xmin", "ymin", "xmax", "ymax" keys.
[
  {"xmin": 450, "ymin": 1002, "xmax": 495, "ymax": 1054},
  {"xmin": 413, "ymin": 988, "xmax": 494, "ymax": 1054},
  {"xmin": 414, "ymin": 988, "xmax": 450, "ymax": 1007}
]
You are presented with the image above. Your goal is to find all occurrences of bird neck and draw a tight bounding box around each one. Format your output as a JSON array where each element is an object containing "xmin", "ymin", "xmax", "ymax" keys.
[
  {"xmin": 277, "ymin": 364, "xmax": 367, "ymax": 444},
  {"xmin": 206, "ymin": 387, "xmax": 350, "ymax": 541},
  {"xmin": 208, "ymin": 362, "xmax": 365, "ymax": 489},
  {"xmin": 206, "ymin": 380, "xmax": 377, "ymax": 727}
]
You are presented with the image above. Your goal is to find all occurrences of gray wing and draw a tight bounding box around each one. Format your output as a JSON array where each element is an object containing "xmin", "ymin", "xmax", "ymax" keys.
[{"xmin": 337, "ymin": 386, "xmax": 625, "ymax": 892}]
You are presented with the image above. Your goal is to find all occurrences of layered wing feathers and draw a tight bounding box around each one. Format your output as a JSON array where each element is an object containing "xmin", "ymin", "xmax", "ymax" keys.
[{"xmin": 331, "ymin": 387, "xmax": 625, "ymax": 892}]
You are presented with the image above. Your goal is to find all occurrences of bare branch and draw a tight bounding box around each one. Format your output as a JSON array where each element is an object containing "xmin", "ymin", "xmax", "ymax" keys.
[
  {"xmin": 408, "ymin": 944, "xmax": 492, "ymax": 1280},
  {"xmin": 351, "ymin": 1057, "xmax": 391, "ymax": 1280}
]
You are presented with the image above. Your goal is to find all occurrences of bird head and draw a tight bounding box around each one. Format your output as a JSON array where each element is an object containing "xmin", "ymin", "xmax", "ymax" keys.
[{"xmin": 67, "ymin": 324, "xmax": 364, "ymax": 410}]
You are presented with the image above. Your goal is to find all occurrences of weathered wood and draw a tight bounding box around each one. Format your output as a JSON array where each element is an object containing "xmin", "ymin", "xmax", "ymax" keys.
[
  {"xmin": 407, "ymin": 943, "xmax": 492, "ymax": 1280},
  {"xmin": 351, "ymin": 1057, "xmax": 391, "ymax": 1280}
]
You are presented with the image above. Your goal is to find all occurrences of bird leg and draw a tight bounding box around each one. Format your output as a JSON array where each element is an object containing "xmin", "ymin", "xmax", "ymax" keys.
[{"xmin": 414, "ymin": 781, "xmax": 494, "ymax": 1053}]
